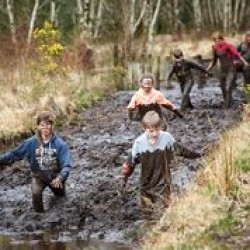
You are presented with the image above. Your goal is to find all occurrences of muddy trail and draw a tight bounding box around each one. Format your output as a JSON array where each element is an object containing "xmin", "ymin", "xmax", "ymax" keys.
[{"xmin": 0, "ymin": 81, "xmax": 246, "ymax": 246}]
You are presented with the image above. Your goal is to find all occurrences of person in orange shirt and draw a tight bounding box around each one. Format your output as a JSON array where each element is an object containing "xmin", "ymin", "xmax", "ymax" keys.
[{"xmin": 127, "ymin": 74, "xmax": 183, "ymax": 122}]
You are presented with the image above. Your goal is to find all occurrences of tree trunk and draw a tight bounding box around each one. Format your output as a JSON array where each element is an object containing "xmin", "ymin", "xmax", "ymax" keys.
[
  {"xmin": 207, "ymin": 0, "xmax": 215, "ymax": 28},
  {"xmin": 147, "ymin": 0, "xmax": 162, "ymax": 52},
  {"xmin": 27, "ymin": 0, "xmax": 39, "ymax": 46},
  {"xmin": 50, "ymin": 0, "xmax": 56, "ymax": 25},
  {"xmin": 223, "ymin": 0, "xmax": 230, "ymax": 33},
  {"xmin": 93, "ymin": 0, "xmax": 104, "ymax": 38},
  {"xmin": 193, "ymin": 0, "xmax": 202, "ymax": 33},
  {"xmin": 6, "ymin": 0, "xmax": 17, "ymax": 45},
  {"xmin": 233, "ymin": 0, "xmax": 241, "ymax": 30},
  {"xmin": 76, "ymin": 0, "xmax": 84, "ymax": 29},
  {"xmin": 239, "ymin": 0, "xmax": 246, "ymax": 27},
  {"xmin": 132, "ymin": 0, "xmax": 147, "ymax": 35}
]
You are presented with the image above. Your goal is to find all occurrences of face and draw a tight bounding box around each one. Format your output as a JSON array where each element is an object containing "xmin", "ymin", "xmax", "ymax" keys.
[
  {"xmin": 214, "ymin": 38, "xmax": 224, "ymax": 46},
  {"xmin": 145, "ymin": 126, "xmax": 160, "ymax": 141},
  {"xmin": 245, "ymin": 35, "xmax": 250, "ymax": 43},
  {"xmin": 38, "ymin": 121, "xmax": 53, "ymax": 139},
  {"xmin": 141, "ymin": 78, "xmax": 153, "ymax": 93}
]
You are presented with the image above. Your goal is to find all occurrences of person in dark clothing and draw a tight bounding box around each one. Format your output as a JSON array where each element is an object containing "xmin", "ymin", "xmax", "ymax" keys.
[
  {"xmin": 0, "ymin": 111, "xmax": 72, "ymax": 212},
  {"xmin": 127, "ymin": 74, "xmax": 183, "ymax": 122},
  {"xmin": 237, "ymin": 31, "xmax": 250, "ymax": 91},
  {"xmin": 167, "ymin": 49, "xmax": 210, "ymax": 111},
  {"xmin": 119, "ymin": 111, "xmax": 200, "ymax": 209},
  {"xmin": 207, "ymin": 33, "xmax": 249, "ymax": 108}
]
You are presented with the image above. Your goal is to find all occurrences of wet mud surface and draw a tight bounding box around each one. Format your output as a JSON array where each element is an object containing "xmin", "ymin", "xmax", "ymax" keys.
[{"xmin": 0, "ymin": 80, "xmax": 246, "ymax": 247}]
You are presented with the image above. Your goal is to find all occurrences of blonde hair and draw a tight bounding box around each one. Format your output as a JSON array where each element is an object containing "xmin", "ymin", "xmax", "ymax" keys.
[{"xmin": 142, "ymin": 111, "xmax": 163, "ymax": 129}]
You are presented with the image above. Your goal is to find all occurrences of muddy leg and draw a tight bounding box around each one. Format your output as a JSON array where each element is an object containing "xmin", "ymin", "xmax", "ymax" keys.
[
  {"xmin": 140, "ymin": 187, "xmax": 155, "ymax": 208},
  {"xmin": 219, "ymin": 73, "xmax": 227, "ymax": 105},
  {"xmin": 225, "ymin": 71, "xmax": 236, "ymax": 108},
  {"xmin": 31, "ymin": 177, "xmax": 47, "ymax": 212},
  {"xmin": 197, "ymin": 72, "xmax": 206, "ymax": 89},
  {"xmin": 181, "ymin": 79, "xmax": 194, "ymax": 110},
  {"xmin": 243, "ymin": 68, "xmax": 250, "ymax": 102}
]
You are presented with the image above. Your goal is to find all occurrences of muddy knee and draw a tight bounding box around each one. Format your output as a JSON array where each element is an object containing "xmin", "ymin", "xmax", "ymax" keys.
[{"xmin": 31, "ymin": 177, "xmax": 45, "ymax": 212}]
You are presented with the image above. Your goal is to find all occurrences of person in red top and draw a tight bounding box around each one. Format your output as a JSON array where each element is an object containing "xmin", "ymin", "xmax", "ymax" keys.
[
  {"xmin": 207, "ymin": 33, "xmax": 249, "ymax": 108},
  {"xmin": 127, "ymin": 74, "xmax": 183, "ymax": 122}
]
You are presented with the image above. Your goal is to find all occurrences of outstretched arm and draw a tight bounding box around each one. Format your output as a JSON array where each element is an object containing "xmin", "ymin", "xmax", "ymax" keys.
[
  {"xmin": 0, "ymin": 140, "xmax": 29, "ymax": 166},
  {"xmin": 175, "ymin": 142, "xmax": 201, "ymax": 158},
  {"xmin": 186, "ymin": 60, "xmax": 210, "ymax": 74},
  {"xmin": 159, "ymin": 95, "xmax": 184, "ymax": 118},
  {"xmin": 227, "ymin": 42, "xmax": 249, "ymax": 66},
  {"xmin": 207, "ymin": 47, "xmax": 217, "ymax": 71}
]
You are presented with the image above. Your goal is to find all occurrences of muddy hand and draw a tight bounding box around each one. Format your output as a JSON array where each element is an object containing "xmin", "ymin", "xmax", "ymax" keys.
[
  {"xmin": 51, "ymin": 177, "xmax": 63, "ymax": 189},
  {"xmin": 173, "ymin": 108, "xmax": 184, "ymax": 119}
]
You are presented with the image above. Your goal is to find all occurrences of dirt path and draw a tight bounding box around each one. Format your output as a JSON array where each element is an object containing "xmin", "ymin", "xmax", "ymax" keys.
[{"xmin": 0, "ymin": 81, "xmax": 246, "ymax": 243}]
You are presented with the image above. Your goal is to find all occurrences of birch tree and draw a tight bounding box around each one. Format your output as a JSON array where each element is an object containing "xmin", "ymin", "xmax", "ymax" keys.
[
  {"xmin": 27, "ymin": 0, "xmax": 40, "ymax": 46},
  {"xmin": 147, "ymin": 0, "xmax": 162, "ymax": 52},
  {"xmin": 93, "ymin": 0, "xmax": 104, "ymax": 38},
  {"xmin": 6, "ymin": 0, "xmax": 17, "ymax": 44},
  {"xmin": 193, "ymin": 0, "xmax": 202, "ymax": 33}
]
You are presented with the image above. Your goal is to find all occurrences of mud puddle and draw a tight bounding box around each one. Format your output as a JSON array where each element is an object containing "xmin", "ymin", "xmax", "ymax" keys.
[
  {"xmin": 0, "ymin": 80, "xmax": 246, "ymax": 248},
  {"xmin": 0, "ymin": 232, "xmax": 131, "ymax": 250}
]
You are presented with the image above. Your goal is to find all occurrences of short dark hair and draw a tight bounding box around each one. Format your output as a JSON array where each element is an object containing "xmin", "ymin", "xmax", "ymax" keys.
[
  {"xmin": 173, "ymin": 48, "xmax": 183, "ymax": 59},
  {"xmin": 212, "ymin": 32, "xmax": 224, "ymax": 41},
  {"xmin": 37, "ymin": 111, "xmax": 54, "ymax": 125}
]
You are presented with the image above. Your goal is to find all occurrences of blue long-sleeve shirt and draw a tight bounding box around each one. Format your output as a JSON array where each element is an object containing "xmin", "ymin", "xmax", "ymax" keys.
[{"xmin": 0, "ymin": 133, "xmax": 72, "ymax": 181}]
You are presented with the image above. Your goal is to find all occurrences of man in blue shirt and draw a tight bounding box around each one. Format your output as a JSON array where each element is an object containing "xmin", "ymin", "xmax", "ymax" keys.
[{"xmin": 0, "ymin": 111, "xmax": 72, "ymax": 212}]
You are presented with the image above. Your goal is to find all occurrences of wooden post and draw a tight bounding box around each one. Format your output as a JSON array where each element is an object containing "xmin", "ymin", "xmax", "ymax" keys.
[
  {"xmin": 113, "ymin": 44, "xmax": 119, "ymax": 67},
  {"xmin": 155, "ymin": 56, "xmax": 161, "ymax": 90},
  {"xmin": 146, "ymin": 54, "xmax": 153, "ymax": 73}
]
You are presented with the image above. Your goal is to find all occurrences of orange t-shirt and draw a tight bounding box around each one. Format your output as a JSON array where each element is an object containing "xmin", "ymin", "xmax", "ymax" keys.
[{"xmin": 127, "ymin": 88, "xmax": 174, "ymax": 110}]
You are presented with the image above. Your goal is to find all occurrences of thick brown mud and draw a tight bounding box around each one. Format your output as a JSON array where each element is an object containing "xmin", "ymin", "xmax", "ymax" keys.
[{"xmin": 0, "ymin": 81, "xmax": 246, "ymax": 249}]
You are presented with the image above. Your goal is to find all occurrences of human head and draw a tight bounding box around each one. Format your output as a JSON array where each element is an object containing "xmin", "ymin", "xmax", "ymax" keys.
[
  {"xmin": 139, "ymin": 74, "xmax": 155, "ymax": 93},
  {"xmin": 37, "ymin": 111, "xmax": 54, "ymax": 125},
  {"xmin": 212, "ymin": 32, "xmax": 225, "ymax": 45},
  {"xmin": 142, "ymin": 111, "xmax": 163, "ymax": 141},
  {"xmin": 173, "ymin": 48, "xmax": 184, "ymax": 59},
  {"xmin": 245, "ymin": 31, "xmax": 250, "ymax": 44},
  {"xmin": 37, "ymin": 111, "xmax": 54, "ymax": 139},
  {"xmin": 142, "ymin": 111, "xmax": 163, "ymax": 130}
]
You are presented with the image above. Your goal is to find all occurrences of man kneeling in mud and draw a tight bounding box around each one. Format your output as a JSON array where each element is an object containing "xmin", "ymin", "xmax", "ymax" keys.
[
  {"xmin": 119, "ymin": 111, "xmax": 200, "ymax": 209},
  {"xmin": 127, "ymin": 74, "xmax": 183, "ymax": 123},
  {"xmin": 0, "ymin": 111, "xmax": 72, "ymax": 212}
]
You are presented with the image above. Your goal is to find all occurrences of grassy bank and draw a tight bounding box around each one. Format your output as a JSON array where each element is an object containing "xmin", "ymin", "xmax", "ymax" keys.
[
  {"xmin": 142, "ymin": 105, "xmax": 250, "ymax": 249},
  {"xmin": 0, "ymin": 65, "xmax": 117, "ymax": 141}
]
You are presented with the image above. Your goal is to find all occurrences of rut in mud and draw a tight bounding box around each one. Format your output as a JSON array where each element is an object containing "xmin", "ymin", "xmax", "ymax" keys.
[{"xmin": 0, "ymin": 81, "xmax": 246, "ymax": 242}]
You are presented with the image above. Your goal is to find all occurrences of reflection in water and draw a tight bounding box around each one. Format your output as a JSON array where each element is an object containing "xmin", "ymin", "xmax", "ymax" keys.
[{"xmin": 0, "ymin": 234, "xmax": 132, "ymax": 250}]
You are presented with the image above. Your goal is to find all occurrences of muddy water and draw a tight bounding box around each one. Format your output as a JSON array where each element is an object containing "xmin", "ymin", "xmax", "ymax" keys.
[
  {"xmin": 0, "ymin": 81, "xmax": 246, "ymax": 248},
  {"xmin": 0, "ymin": 233, "xmax": 131, "ymax": 250}
]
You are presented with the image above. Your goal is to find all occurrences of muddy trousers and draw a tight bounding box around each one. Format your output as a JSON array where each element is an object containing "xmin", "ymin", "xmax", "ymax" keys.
[
  {"xmin": 31, "ymin": 177, "xmax": 65, "ymax": 212},
  {"xmin": 219, "ymin": 70, "xmax": 237, "ymax": 108},
  {"xmin": 243, "ymin": 68, "xmax": 250, "ymax": 91},
  {"xmin": 180, "ymin": 79, "xmax": 194, "ymax": 110},
  {"xmin": 140, "ymin": 183, "xmax": 171, "ymax": 208}
]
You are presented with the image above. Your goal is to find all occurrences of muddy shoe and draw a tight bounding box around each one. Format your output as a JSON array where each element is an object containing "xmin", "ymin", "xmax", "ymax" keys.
[{"xmin": 139, "ymin": 196, "xmax": 155, "ymax": 212}]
